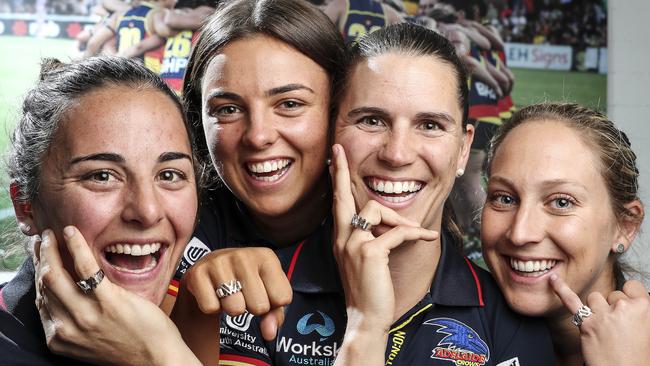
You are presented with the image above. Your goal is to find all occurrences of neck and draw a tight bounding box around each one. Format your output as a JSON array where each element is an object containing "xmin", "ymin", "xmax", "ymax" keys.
[
  {"xmin": 250, "ymin": 178, "xmax": 330, "ymax": 247},
  {"xmin": 389, "ymin": 236, "xmax": 441, "ymax": 320}
]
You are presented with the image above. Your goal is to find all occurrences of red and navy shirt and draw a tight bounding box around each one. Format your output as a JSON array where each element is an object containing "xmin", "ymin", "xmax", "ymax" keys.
[
  {"xmin": 174, "ymin": 188, "xmax": 554, "ymax": 366},
  {"xmin": 160, "ymin": 30, "xmax": 198, "ymax": 95},
  {"xmin": 116, "ymin": 2, "xmax": 164, "ymax": 73}
]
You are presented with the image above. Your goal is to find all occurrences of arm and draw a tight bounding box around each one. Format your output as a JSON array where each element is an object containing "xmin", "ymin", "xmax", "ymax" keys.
[
  {"xmin": 453, "ymin": 23, "xmax": 491, "ymax": 51},
  {"xmin": 101, "ymin": 0, "xmax": 130, "ymax": 13},
  {"xmin": 119, "ymin": 34, "xmax": 166, "ymax": 58},
  {"xmin": 84, "ymin": 12, "xmax": 120, "ymax": 57},
  {"xmin": 330, "ymin": 144, "xmax": 438, "ymax": 366},
  {"xmin": 460, "ymin": 19, "xmax": 505, "ymax": 51},
  {"xmin": 382, "ymin": 4, "xmax": 404, "ymax": 25},
  {"xmin": 323, "ymin": 0, "xmax": 345, "ymax": 28},
  {"xmin": 484, "ymin": 59, "xmax": 511, "ymax": 95},
  {"xmin": 165, "ymin": 6, "xmax": 214, "ymax": 31},
  {"xmin": 119, "ymin": 10, "xmax": 168, "ymax": 58},
  {"xmin": 462, "ymin": 55, "xmax": 503, "ymax": 98}
]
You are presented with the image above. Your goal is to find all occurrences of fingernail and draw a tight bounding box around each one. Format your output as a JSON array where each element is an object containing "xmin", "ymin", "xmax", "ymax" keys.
[
  {"xmin": 63, "ymin": 226, "xmax": 75, "ymax": 238},
  {"xmin": 332, "ymin": 144, "xmax": 339, "ymax": 156}
]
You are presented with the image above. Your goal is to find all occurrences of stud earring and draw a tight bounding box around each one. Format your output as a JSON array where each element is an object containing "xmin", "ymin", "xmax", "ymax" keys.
[
  {"xmin": 19, "ymin": 222, "xmax": 31, "ymax": 235},
  {"xmin": 615, "ymin": 243, "xmax": 626, "ymax": 254},
  {"xmin": 455, "ymin": 169, "xmax": 465, "ymax": 178},
  {"xmin": 326, "ymin": 158, "xmax": 332, "ymax": 166}
]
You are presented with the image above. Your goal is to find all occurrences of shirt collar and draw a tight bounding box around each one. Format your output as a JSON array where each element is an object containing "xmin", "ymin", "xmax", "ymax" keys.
[{"xmin": 429, "ymin": 231, "xmax": 484, "ymax": 307}]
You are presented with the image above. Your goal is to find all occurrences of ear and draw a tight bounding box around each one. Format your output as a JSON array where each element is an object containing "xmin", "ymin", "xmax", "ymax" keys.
[
  {"xmin": 10, "ymin": 182, "xmax": 37, "ymax": 236},
  {"xmin": 612, "ymin": 199, "xmax": 644, "ymax": 253},
  {"xmin": 457, "ymin": 123, "xmax": 475, "ymax": 172}
]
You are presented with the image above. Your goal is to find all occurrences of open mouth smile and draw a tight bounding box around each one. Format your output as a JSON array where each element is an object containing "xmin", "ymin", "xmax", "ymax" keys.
[
  {"xmin": 508, "ymin": 257, "xmax": 557, "ymax": 277},
  {"xmin": 103, "ymin": 243, "xmax": 164, "ymax": 274},
  {"xmin": 364, "ymin": 177, "xmax": 424, "ymax": 204},
  {"xmin": 245, "ymin": 158, "xmax": 293, "ymax": 182}
]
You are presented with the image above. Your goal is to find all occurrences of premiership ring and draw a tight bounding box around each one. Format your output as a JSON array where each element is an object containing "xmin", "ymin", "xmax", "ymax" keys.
[
  {"xmin": 571, "ymin": 305, "xmax": 593, "ymax": 327},
  {"xmin": 350, "ymin": 214, "xmax": 372, "ymax": 231},
  {"xmin": 76, "ymin": 269, "xmax": 105, "ymax": 294},
  {"xmin": 216, "ymin": 279, "xmax": 243, "ymax": 299}
]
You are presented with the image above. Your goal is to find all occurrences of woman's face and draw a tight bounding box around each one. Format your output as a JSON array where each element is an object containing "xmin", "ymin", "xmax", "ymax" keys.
[
  {"xmin": 335, "ymin": 53, "xmax": 473, "ymax": 230},
  {"xmin": 200, "ymin": 35, "xmax": 330, "ymax": 220},
  {"xmin": 32, "ymin": 85, "xmax": 197, "ymax": 305},
  {"xmin": 481, "ymin": 120, "xmax": 626, "ymax": 317}
]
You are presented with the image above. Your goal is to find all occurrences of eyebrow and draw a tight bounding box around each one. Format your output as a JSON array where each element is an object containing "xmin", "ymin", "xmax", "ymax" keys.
[
  {"xmin": 414, "ymin": 111, "xmax": 456, "ymax": 125},
  {"xmin": 265, "ymin": 83, "xmax": 314, "ymax": 97},
  {"xmin": 159, "ymin": 151, "xmax": 192, "ymax": 163},
  {"xmin": 70, "ymin": 153, "xmax": 124, "ymax": 165},
  {"xmin": 205, "ymin": 90, "xmax": 243, "ymax": 102},
  {"xmin": 489, "ymin": 176, "xmax": 588, "ymax": 192},
  {"xmin": 347, "ymin": 106, "xmax": 391, "ymax": 119}
]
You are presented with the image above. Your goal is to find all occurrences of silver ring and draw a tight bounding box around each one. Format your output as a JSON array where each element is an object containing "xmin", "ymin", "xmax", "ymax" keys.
[
  {"xmin": 571, "ymin": 305, "xmax": 593, "ymax": 326},
  {"xmin": 216, "ymin": 279, "xmax": 243, "ymax": 299},
  {"xmin": 351, "ymin": 213, "xmax": 372, "ymax": 231},
  {"xmin": 76, "ymin": 269, "xmax": 105, "ymax": 294}
]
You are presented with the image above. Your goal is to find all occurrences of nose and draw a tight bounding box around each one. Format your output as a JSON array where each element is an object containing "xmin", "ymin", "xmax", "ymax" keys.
[
  {"xmin": 506, "ymin": 202, "xmax": 545, "ymax": 247},
  {"xmin": 121, "ymin": 181, "xmax": 164, "ymax": 228},
  {"xmin": 377, "ymin": 125, "xmax": 417, "ymax": 168},
  {"xmin": 241, "ymin": 108, "xmax": 279, "ymax": 150}
]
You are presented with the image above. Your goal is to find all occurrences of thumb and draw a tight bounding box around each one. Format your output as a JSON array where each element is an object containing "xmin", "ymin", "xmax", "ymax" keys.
[{"xmin": 260, "ymin": 307, "xmax": 285, "ymax": 341}]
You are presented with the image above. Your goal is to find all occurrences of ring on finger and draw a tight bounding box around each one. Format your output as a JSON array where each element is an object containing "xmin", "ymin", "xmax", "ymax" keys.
[
  {"xmin": 571, "ymin": 305, "xmax": 593, "ymax": 326},
  {"xmin": 351, "ymin": 213, "xmax": 372, "ymax": 231},
  {"xmin": 216, "ymin": 279, "xmax": 243, "ymax": 299},
  {"xmin": 76, "ymin": 269, "xmax": 105, "ymax": 294}
]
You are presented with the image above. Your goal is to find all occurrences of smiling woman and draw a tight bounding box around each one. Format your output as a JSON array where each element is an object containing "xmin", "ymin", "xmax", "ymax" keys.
[{"xmin": 0, "ymin": 56, "xmax": 206, "ymax": 365}]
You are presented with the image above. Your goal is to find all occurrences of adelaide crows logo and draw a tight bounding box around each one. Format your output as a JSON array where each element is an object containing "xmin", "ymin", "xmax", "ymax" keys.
[{"xmin": 424, "ymin": 318, "xmax": 489, "ymax": 366}]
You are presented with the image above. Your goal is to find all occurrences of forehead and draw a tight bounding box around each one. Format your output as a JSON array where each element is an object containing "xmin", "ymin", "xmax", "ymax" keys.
[
  {"xmin": 343, "ymin": 53, "xmax": 461, "ymax": 119},
  {"xmin": 200, "ymin": 35, "xmax": 329, "ymax": 94},
  {"xmin": 56, "ymin": 85, "xmax": 190, "ymax": 155},
  {"xmin": 492, "ymin": 120, "xmax": 604, "ymax": 184}
]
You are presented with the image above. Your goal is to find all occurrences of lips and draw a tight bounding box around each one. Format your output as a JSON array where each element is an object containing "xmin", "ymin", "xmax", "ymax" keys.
[
  {"xmin": 364, "ymin": 177, "xmax": 424, "ymax": 204},
  {"xmin": 103, "ymin": 243, "xmax": 164, "ymax": 274},
  {"xmin": 245, "ymin": 158, "xmax": 292, "ymax": 182},
  {"xmin": 508, "ymin": 257, "xmax": 557, "ymax": 277}
]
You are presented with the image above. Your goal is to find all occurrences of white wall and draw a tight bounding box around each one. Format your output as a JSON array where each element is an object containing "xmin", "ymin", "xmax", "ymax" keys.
[{"xmin": 608, "ymin": 0, "xmax": 650, "ymax": 286}]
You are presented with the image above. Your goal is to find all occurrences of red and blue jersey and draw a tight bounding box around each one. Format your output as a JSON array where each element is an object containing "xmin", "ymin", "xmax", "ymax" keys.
[
  {"xmin": 468, "ymin": 44, "xmax": 500, "ymax": 125},
  {"xmin": 116, "ymin": 2, "xmax": 164, "ymax": 73},
  {"xmin": 340, "ymin": 0, "xmax": 385, "ymax": 44},
  {"xmin": 160, "ymin": 30, "xmax": 198, "ymax": 94}
]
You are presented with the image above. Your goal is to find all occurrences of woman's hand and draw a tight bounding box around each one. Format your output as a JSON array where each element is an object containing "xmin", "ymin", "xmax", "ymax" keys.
[
  {"xmin": 34, "ymin": 227, "xmax": 200, "ymax": 366},
  {"xmin": 176, "ymin": 246, "xmax": 293, "ymax": 342},
  {"xmin": 330, "ymin": 144, "xmax": 438, "ymax": 365},
  {"xmin": 550, "ymin": 275, "xmax": 650, "ymax": 366}
]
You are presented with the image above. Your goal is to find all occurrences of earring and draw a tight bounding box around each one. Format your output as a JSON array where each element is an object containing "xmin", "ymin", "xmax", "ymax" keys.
[
  {"xmin": 614, "ymin": 243, "xmax": 626, "ymax": 254},
  {"xmin": 19, "ymin": 222, "xmax": 31, "ymax": 235},
  {"xmin": 455, "ymin": 169, "xmax": 465, "ymax": 178},
  {"xmin": 326, "ymin": 158, "xmax": 332, "ymax": 166}
]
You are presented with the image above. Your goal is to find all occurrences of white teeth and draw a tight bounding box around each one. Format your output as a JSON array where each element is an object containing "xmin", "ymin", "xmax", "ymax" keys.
[
  {"xmin": 246, "ymin": 159, "xmax": 291, "ymax": 178},
  {"xmin": 104, "ymin": 243, "xmax": 162, "ymax": 257},
  {"xmin": 509, "ymin": 258, "xmax": 557, "ymax": 275},
  {"xmin": 367, "ymin": 178, "xmax": 423, "ymax": 194},
  {"xmin": 385, "ymin": 181, "xmax": 394, "ymax": 194},
  {"xmin": 112, "ymin": 256, "xmax": 158, "ymax": 274}
]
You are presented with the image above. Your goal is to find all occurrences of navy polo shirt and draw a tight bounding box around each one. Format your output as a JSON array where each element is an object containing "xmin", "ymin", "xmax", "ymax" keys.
[{"xmin": 176, "ymin": 188, "xmax": 554, "ymax": 366}]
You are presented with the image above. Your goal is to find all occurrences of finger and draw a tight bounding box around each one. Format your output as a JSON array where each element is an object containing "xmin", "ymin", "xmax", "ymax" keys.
[
  {"xmin": 331, "ymin": 144, "xmax": 357, "ymax": 245},
  {"xmin": 606, "ymin": 290, "xmax": 628, "ymax": 306},
  {"xmin": 260, "ymin": 307, "xmax": 284, "ymax": 342},
  {"xmin": 365, "ymin": 225, "xmax": 439, "ymax": 253},
  {"xmin": 31, "ymin": 234, "xmax": 42, "ymax": 267},
  {"xmin": 622, "ymin": 280, "xmax": 650, "ymax": 298},
  {"xmin": 585, "ymin": 291, "xmax": 609, "ymax": 314},
  {"xmin": 549, "ymin": 274, "xmax": 584, "ymax": 314},
  {"xmin": 259, "ymin": 256, "xmax": 292, "ymax": 310},
  {"xmin": 210, "ymin": 269, "xmax": 246, "ymax": 317},
  {"xmin": 183, "ymin": 267, "xmax": 222, "ymax": 315},
  {"xmin": 237, "ymin": 268, "xmax": 271, "ymax": 316},
  {"xmin": 357, "ymin": 200, "xmax": 421, "ymax": 230},
  {"xmin": 38, "ymin": 230, "xmax": 91, "ymax": 314},
  {"xmin": 61, "ymin": 226, "xmax": 111, "ymax": 300}
]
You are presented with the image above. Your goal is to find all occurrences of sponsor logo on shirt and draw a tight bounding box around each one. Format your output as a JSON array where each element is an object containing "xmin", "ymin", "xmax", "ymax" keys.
[
  {"xmin": 276, "ymin": 311, "xmax": 339, "ymax": 365},
  {"xmin": 226, "ymin": 312, "xmax": 255, "ymax": 332},
  {"xmin": 496, "ymin": 357, "xmax": 520, "ymax": 366},
  {"xmin": 424, "ymin": 318, "xmax": 490, "ymax": 366}
]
